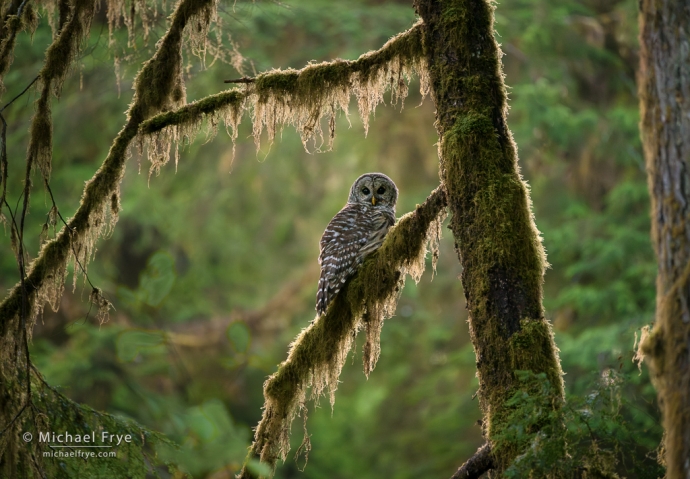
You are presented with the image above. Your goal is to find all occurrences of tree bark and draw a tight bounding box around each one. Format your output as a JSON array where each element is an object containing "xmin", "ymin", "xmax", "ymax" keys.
[
  {"xmin": 638, "ymin": 1, "xmax": 690, "ymax": 477},
  {"xmin": 414, "ymin": 0, "xmax": 564, "ymax": 472}
]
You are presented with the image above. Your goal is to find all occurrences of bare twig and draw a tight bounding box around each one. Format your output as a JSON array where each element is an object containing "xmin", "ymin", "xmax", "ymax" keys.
[
  {"xmin": 0, "ymin": 75, "xmax": 38, "ymax": 113},
  {"xmin": 0, "ymin": 73, "xmax": 38, "ymax": 223},
  {"xmin": 223, "ymin": 76, "xmax": 254, "ymax": 84},
  {"xmin": 449, "ymin": 443, "xmax": 494, "ymax": 479},
  {"xmin": 42, "ymin": 178, "xmax": 97, "ymax": 290}
]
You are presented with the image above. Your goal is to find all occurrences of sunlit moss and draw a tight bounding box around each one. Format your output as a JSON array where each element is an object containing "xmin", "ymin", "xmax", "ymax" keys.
[
  {"xmin": 0, "ymin": 1, "xmax": 37, "ymax": 93},
  {"xmin": 25, "ymin": 0, "xmax": 98, "ymax": 186},
  {"xmin": 137, "ymin": 22, "xmax": 428, "ymax": 174},
  {"xmin": 238, "ymin": 187, "xmax": 447, "ymax": 478},
  {"xmin": 416, "ymin": 0, "xmax": 564, "ymax": 472},
  {"xmin": 0, "ymin": 0, "xmax": 219, "ymax": 475}
]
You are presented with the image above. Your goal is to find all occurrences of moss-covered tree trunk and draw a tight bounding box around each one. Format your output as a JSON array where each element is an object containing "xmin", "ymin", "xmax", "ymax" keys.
[
  {"xmin": 414, "ymin": 0, "xmax": 564, "ymax": 472},
  {"xmin": 638, "ymin": 1, "xmax": 690, "ymax": 477}
]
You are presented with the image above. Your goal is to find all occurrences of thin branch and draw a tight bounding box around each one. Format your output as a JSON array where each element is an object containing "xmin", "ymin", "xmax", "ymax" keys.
[
  {"xmin": 450, "ymin": 443, "xmax": 494, "ymax": 479},
  {"xmin": 0, "ymin": 401, "xmax": 27, "ymax": 437},
  {"xmin": 42, "ymin": 178, "xmax": 96, "ymax": 290},
  {"xmin": 223, "ymin": 76, "xmax": 254, "ymax": 84},
  {"xmin": 14, "ymin": 0, "xmax": 29, "ymax": 18},
  {"xmin": 0, "ymin": 74, "xmax": 38, "ymax": 112},
  {"xmin": 139, "ymin": 89, "xmax": 245, "ymax": 135},
  {"xmin": 0, "ymin": 114, "xmax": 8, "ymax": 216},
  {"xmin": 0, "ymin": 195, "xmax": 30, "ymax": 439}
]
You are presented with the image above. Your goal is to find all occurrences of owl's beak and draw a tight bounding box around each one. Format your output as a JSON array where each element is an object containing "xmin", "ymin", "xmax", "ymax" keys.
[{"xmin": 371, "ymin": 196, "xmax": 376, "ymax": 206}]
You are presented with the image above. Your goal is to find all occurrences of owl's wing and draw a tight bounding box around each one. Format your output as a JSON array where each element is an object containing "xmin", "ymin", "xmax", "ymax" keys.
[{"xmin": 316, "ymin": 204, "xmax": 375, "ymax": 315}]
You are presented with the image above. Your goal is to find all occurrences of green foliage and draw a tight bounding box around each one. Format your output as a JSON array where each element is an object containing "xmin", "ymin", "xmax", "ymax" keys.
[
  {"xmin": 117, "ymin": 251, "xmax": 177, "ymax": 310},
  {"xmin": 157, "ymin": 399, "xmax": 250, "ymax": 476},
  {"xmin": 0, "ymin": 0, "xmax": 662, "ymax": 477},
  {"xmin": 116, "ymin": 330, "xmax": 167, "ymax": 362},
  {"xmin": 19, "ymin": 374, "xmax": 177, "ymax": 478},
  {"xmin": 496, "ymin": 370, "xmax": 663, "ymax": 479},
  {"xmin": 227, "ymin": 322, "xmax": 251, "ymax": 353}
]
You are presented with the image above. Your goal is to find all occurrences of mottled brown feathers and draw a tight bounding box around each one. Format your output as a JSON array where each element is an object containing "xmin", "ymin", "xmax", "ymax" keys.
[{"xmin": 316, "ymin": 173, "xmax": 397, "ymax": 315}]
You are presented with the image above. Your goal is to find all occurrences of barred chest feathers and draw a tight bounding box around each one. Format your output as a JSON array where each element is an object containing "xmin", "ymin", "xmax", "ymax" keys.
[{"xmin": 315, "ymin": 173, "xmax": 398, "ymax": 316}]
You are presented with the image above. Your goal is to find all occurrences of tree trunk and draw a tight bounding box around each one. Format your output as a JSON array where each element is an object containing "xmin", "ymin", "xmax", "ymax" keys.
[
  {"xmin": 414, "ymin": 0, "xmax": 564, "ymax": 472},
  {"xmin": 639, "ymin": 1, "xmax": 690, "ymax": 477}
]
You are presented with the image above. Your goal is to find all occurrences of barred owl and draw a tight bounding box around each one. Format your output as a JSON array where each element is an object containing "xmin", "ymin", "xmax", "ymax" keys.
[{"xmin": 316, "ymin": 173, "xmax": 398, "ymax": 316}]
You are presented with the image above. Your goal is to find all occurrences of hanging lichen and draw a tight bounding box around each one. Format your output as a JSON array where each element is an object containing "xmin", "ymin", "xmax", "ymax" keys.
[
  {"xmin": 0, "ymin": 0, "xmax": 219, "ymax": 474},
  {"xmin": 137, "ymin": 21, "xmax": 428, "ymax": 176},
  {"xmin": 0, "ymin": 0, "xmax": 38, "ymax": 93},
  {"xmin": 237, "ymin": 187, "xmax": 447, "ymax": 479}
]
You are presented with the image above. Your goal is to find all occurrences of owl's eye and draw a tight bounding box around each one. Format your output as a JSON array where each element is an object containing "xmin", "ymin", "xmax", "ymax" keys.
[
  {"xmin": 362, "ymin": 187, "xmax": 370, "ymax": 195},
  {"xmin": 377, "ymin": 186, "xmax": 385, "ymax": 194}
]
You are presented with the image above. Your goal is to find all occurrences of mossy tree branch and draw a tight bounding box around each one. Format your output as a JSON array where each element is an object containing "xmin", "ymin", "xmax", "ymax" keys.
[
  {"xmin": 137, "ymin": 21, "xmax": 427, "ymax": 172},
  {"xmin": 449, "ymin": 443, "xmax": 493, "ymax": 479},
  {"xmin": 238, "ymin": 186, "xmax": 447, "ymax": 479},
  {"xmin": 0, "ymin": 0, "xmax": 37, "ymax": 93},
  {"xmin": 0, "ymin": 0, "xmax": 216, "ymax": 333},
  {"xmin": 0, "ymin": 0, "xmax": 218, "ymax": 473},
  {"xmin": 414, "ymin": 0, "xmax": 564, "ymax": 473},
  {"xmin": 25, "ymin": 0, "xmax": 98, "ymax": 189},
  {"xmin": 140, "ymin": 21, "xmax": 424, "ymax": 136}
]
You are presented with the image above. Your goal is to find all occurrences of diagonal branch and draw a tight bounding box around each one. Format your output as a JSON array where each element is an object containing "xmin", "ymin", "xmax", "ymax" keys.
[
  {"xmin": 450, "ymin": 443, "xmax": 494, "ymax": 479},
  {"xmin": 0, "ymin": 0, "xmax": 217, "ymax": 336},
  {"xmin": 238, "ymin": 186, "xmax": 447, "ymax": 478}
]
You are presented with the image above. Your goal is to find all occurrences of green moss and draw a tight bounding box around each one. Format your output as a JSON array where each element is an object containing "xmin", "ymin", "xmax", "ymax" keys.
[
  {"xmin": 0, "ymin": 0, "xmax": 220, "ymax": 475},
  {"xmin": 141, "ymin": 21, "xmax": 426, "ymax": 143},
  {"xmin": 490, "ymin": 371, "xmax": 625, "ymax": 478},
  {"xmin": 0, "ymin": 373, "xmax": 178, "ymax": 478},
  {"xmin": 509, "ymin": 319, "xmax": 564, "ymax": 396},
  {"xmin": 255, "ymin": 70, "xmax": 301, "ymax": 99},
  {"xmin": 238, "ymin": 187, "xmax": 447, "ymax": 479},
  {"xmin": 139, "ymin": 90, "xmax": 245, "ymax": 135},
  {"xmin": 41, "ymin": 0, "xmax": 97, "ymax": 93},
  {"xmin": 416, "ymin": 0, "xmax": 564, "ymax": 473}
]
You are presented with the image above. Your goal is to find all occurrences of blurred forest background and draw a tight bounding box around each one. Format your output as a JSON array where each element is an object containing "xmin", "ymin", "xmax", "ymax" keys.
[{"xmin": 0, "ymin": 0, "xmax": 663, "ymax": 477}]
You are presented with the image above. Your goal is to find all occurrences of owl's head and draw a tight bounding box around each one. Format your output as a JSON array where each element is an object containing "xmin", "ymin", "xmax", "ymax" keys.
[{"xmin": 348, "ymin": 173, "xmax": 398, "ymax": 210}]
